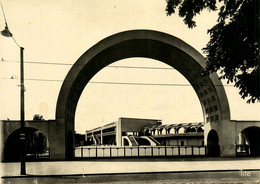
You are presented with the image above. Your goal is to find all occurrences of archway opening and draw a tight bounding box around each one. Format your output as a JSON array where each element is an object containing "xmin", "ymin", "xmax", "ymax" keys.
[
  {"xmin": 207, "ymin": 129, "xmax": 220, "ymax": 157},
  {"xmin": 186, "ymin": 127, "xmax": 196, "ymax": 133},
  {"xmin": 75, "ymin": 58, "xmax": 204, "ymax": 134},
  {"xmin": 4, "ymin": 127, "xmax": 49, "ymax": 161},
  {"xmin": 169, "ymin": 128, "xmax": 175, "ymax": 134},
  {"xmin": 177, "ymin": 127, "xmax": 186, "ymax": 134},
  {"xmin": 197, "ymin": 126, "xmax": 204, "ymax": 133},
  {"xmin": 240, "ymin": 126, "xmax": 260, "ymax": 156},
  {"xmin": 161, "ymin": 129, "xmax": 167, "ymax": 135},
  {"xmin": 144, "ymin": 129, "xmax": 150, "ymax": 136}
]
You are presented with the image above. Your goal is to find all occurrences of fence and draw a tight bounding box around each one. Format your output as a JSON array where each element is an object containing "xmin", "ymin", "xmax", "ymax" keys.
[
  {"xmin": 26, "ymin": 147, "xmax": 50, "ymax": 160},
  {"xmin": 75, "ymin": 145, "xmax": 207, "ymax": 158}
]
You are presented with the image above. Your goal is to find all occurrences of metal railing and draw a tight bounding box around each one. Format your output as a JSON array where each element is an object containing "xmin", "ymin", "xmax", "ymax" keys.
[
  {"xmin": 26, "ymin": 147, "xmax": 50, "ymax": 160},
  {"xmin": 75, "ymin": 145, "xmax": 207, "ymax": 158}
]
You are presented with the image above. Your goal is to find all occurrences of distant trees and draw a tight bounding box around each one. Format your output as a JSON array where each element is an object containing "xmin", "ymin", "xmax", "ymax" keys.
[
  {"xmin": 166, "ymin": 0, "xmax": 260, "ymax": 103},
  {"xmin": 33, "ymin": 114, "xmax": 44, "ymax": 120}
]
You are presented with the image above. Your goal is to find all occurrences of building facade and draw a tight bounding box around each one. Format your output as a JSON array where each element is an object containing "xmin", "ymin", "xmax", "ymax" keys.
[{"xmin": 85, "ymin": 117, "xmax": 204, "ymax": 147}]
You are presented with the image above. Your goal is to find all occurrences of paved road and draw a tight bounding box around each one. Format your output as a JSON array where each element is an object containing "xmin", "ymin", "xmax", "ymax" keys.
[{"xmin": 2, "ymin": 171, "xmax": 260, "ymax": 184}]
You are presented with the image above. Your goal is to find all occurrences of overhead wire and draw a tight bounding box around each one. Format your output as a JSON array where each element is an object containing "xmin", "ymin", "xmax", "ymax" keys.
[
  {"xmin": 1, "ymin": 59, "xmax": 255, "ymax": 72},
  {"xmin": 1, "ymin": 1, "xmax": 21, "ymax": 47},
  {"xmin": 0, "ymin": 53, "xmax": 236, "ymax": 88},
  {"xmin": 1, "ymin": 77, "xmax": 234, "ymax": 87},
  {"xmin": 0, "ymin": 60, "xmax": 235, "ymax": 87},
  {"xmin": 11, "ymin": 36, "xmax": 21, "ymax": 48},
  {"xmin": 0, "ymin": 59, "xmax": 185, "ymax": 70},
  {"xmin": 0, "ymin": 0, "xmax": 7, "ymax": 25}
]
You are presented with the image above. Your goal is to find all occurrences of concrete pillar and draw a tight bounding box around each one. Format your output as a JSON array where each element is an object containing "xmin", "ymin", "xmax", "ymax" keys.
[
  {"xmin": 116, "ymin": 120, "xmax": 122, "ymax": 146},
  {"xmin": 49, "ymin": 119, "xmax": 66, "ymax": 159},
  {"xmin": 204, "ymin": 120, "xmax": 236, "ymax": 157},
  {"xmin": 219, "ymin": 120, "xmax": 236, "ymax": 157},
  {"xmin": 100, "ymin": 129, "xmax": 103, "ymax": 145}
]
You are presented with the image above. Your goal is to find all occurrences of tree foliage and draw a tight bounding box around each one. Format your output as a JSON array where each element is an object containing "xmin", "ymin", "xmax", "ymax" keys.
[
  {"xmin": 166, "ymin": 0, "xmax": 260, "ymax": 103},
  {"xmin": 33, "ymin": 114, "xmax": 44, "ymax": 120}
]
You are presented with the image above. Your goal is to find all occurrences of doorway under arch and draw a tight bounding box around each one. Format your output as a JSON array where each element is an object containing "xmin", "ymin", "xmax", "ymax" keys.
[
  {"xmin": 4, "ymin": 127, "xmax": 49, "ymax": 161},
  {"xmin": 207, "ymin": 129, "xmax": 220, "ymax": 157},
  {"xmin": 240, "ymin": 126, "xmax": 260, "ymax": 156}
]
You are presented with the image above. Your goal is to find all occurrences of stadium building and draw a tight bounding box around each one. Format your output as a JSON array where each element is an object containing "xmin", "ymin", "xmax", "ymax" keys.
[{"xmin": 85, "ymin": 117, "xmax": 204, "ymax": 147}]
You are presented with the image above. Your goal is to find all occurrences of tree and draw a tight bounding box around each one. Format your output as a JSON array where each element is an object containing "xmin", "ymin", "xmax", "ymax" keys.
[
  {"xmin": 166, "ymin": 0, "xmax": 260, "ymax": 103},
  {"xmin": 33, "ymin": 114, "xmax": 44, "ymax": 120}
]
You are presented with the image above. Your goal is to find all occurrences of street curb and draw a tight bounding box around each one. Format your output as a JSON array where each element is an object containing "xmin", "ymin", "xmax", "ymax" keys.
[{"xmin": 2, "ymin": 169, "xmax": 260, "ymax": 179}]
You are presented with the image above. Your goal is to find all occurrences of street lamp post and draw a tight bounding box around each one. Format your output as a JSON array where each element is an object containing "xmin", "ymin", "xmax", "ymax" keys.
[{"xmin": 1, "ymin": 26, "xmax": 26, "ymax": 175}]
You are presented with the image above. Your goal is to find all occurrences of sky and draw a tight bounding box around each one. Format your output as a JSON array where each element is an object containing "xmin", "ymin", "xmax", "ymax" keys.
[{"xmin": 0, "ymin": 0, "xmax": 259, "ymax": 134}]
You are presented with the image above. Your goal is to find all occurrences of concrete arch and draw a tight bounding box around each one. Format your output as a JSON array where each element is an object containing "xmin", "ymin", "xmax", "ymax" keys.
[
  {"xmin": 144, "ymin": 129, "xmax": 150, "ymax": 136},
  {"xmin": 157, "ymin": 129, "xmax": 163, "ymax": 135},
  {"xmin": 186, "ymin": 126, "xmax": 196, "ymax": 133},
  {"xmin": 54, "ymin": 30, "xmax": 230, "ymax": 159},
  {"xmin": 197, "ymin": 126, "xmax": 204, "ymax": 133},
  {"xmin": 177, "ymin": 127, "xmax": 186, "ymax": 134},
  {"xmin": 169, "ymin": 128, "xmax": 176, "ymax": 134},
  {"xmin": 161, "ymin": 128, "xmax": 167, "ymax": 135}
]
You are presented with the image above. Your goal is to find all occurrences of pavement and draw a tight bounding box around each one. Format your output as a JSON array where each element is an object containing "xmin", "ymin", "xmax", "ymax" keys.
[{"xmin": 1, "ymin": 158, "xmax": 260, "ymax": 177}]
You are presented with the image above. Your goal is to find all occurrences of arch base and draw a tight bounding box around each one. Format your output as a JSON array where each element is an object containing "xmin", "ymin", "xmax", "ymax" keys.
[
  {"xmin": 204, "ymin": 120, "xmax": 237, "ymax": 157},
  {"xmin": 220, "ymin": 144, "xmax": 236, "ymax": 157},
  {"xmin": 49, "ymin": 120, "xmax": 66, "ymax": 160}
]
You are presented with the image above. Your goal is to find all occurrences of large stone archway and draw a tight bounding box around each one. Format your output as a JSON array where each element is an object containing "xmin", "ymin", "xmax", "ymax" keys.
[{"xmin": 54, "ymin": 30, "xmax": 231, "ymax": 159}]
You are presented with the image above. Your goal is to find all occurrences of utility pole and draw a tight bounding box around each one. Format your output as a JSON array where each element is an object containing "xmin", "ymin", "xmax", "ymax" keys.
[{"xmin": 20, "ymin": 47, "xmax": 26, "ymax": 175}]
